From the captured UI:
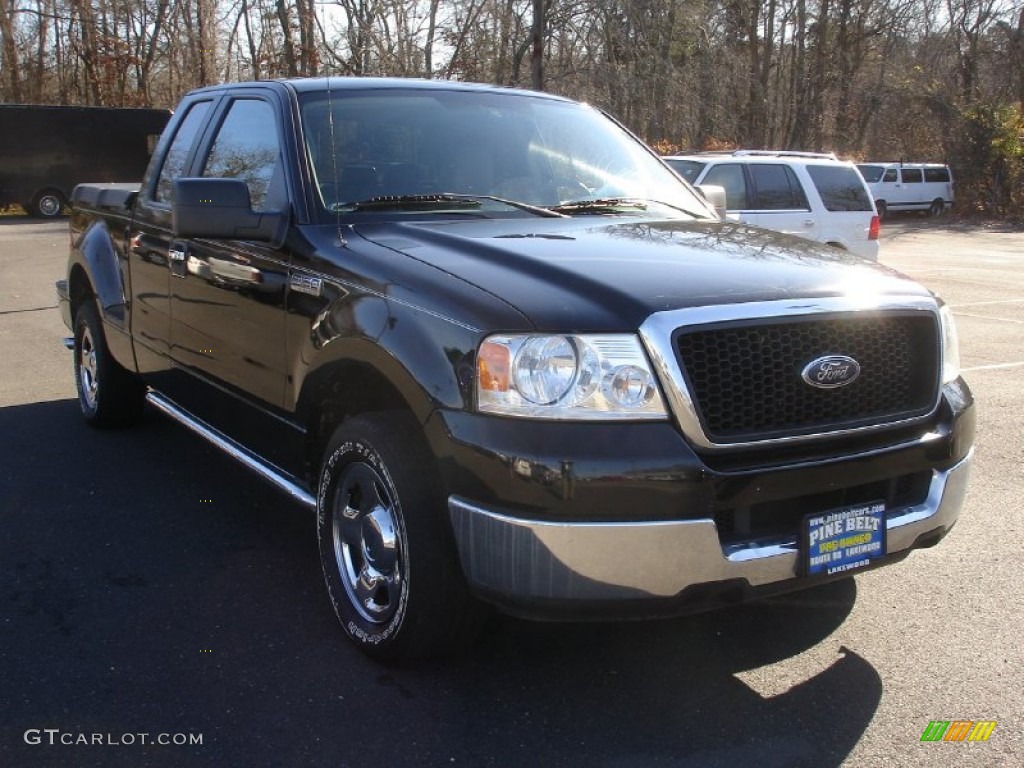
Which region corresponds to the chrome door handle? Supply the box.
[169,246,188,278]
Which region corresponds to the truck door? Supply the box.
[128,99,214,377]
[167,96,290,412]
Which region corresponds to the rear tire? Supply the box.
[73,300,145,427]
[317,412,482,662]
[928,199,944,217]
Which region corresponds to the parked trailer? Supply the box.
[0,105,170,218]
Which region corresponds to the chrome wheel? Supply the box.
[72,301,144,426]
[332,461,403,624]
[39,195,61,217]
[78,324,99,410]
[317,413,483,660]
[33,192,64,218]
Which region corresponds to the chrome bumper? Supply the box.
[448,450,972,604]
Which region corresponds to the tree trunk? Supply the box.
[531,0,545,90]
[0,0,22,101]
[276,0,299,77]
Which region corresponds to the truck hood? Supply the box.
[347,217,927,331]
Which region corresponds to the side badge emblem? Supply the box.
[801,355,861,389]
[290,273,324,297]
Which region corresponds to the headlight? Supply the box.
[477,334,668,420]
[939,304,961,384]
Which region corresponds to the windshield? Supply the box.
[299,87,710,220]
[856,164,884,183]
[663,158,706,184]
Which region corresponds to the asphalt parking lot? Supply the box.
[1,215,1021,767]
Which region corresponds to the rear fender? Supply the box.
[70,218,136,370]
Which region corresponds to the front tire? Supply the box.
[73,300,145,427]
[317,412,481,662]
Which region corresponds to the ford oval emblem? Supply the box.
[801,355,861,389]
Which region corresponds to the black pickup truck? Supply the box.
[56,78,974,661]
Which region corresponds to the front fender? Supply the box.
[290,289,477,427]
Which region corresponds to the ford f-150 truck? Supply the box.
[56,78,974,661]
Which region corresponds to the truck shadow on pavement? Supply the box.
[0,212,57,225]
[2,399,879,768]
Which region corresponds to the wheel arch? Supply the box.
[296,343,453,486]
[291,296,478,483]
[72,220,129,323]
[67,262,94,319]
[68,220,137,372]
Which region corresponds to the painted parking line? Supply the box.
[950,298,1024,308]
[962,362,1024,373]
[953,311,1024,325]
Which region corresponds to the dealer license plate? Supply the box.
[803,501,886,576]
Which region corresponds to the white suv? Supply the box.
[664,150,880,260]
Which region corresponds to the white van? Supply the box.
[665,150,880,260]
[856,162,954,218]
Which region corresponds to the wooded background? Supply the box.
[2,0,1022,216]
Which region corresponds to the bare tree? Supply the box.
[0,0,1019,217]
[0,0,22,102]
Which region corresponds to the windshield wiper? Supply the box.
[460,194,568,218]
[549,197,650,215]
[550,197,704,218]
[342,193,566,218]
[341,194,482,212]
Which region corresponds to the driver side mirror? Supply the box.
[695,184,727,219]
[172,178,285,243]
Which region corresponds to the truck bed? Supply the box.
[71,183,141,213]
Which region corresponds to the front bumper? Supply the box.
[449,449,972,618]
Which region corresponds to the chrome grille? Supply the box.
[674,313,940,443]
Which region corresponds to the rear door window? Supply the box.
[805,165,873,212]
[154,101,212,203]
[924,167,950,182]
[900,168,923,183]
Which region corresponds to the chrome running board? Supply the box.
[145,391,316,510]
